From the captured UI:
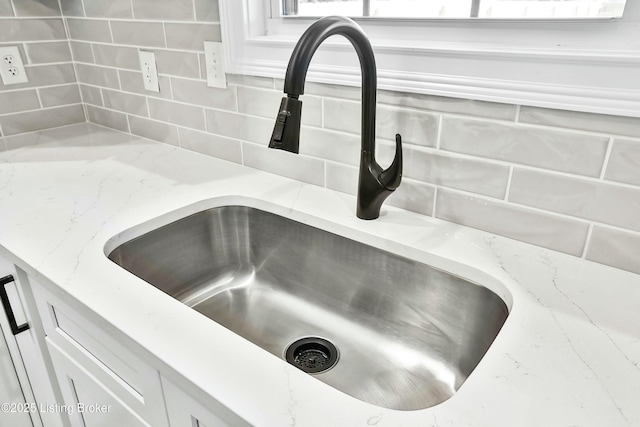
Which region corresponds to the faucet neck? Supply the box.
[283,16,377,156]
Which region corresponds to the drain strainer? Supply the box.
[285,337,339,374]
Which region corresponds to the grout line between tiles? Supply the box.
[64,15,221,25]
[432,187,438,217]
[504,166,514,201]
[435,115,443,149]
[107,20,115,44]
[0,103,84,118]
[514,104,521,122]
[162,22,168,49]
[34,88,43,109]
[599,137,614,180]
[581,224,594,258]
[0,81,77,96]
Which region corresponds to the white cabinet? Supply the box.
[162,377,250,427]
[46,338,148,427]
[31,279,170,427]
[0,256,66,427]
[0,319,32,427]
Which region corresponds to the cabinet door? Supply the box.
[0,322,33,427]
[0,257,67,427]
[47,338,148,427]
[162,376,250,427]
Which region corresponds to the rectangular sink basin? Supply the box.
[108,205,508,410]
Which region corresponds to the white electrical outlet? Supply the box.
[0,46,28,85]
[138,50,159,92]
[204,41,227,89]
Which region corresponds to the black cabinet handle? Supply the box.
[0,275,30,335]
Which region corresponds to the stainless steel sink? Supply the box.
[108,205,508,410]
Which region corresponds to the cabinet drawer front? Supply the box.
[53,306,143,396]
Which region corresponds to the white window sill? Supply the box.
[219,0,640,118]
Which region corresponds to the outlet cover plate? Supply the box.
[0,46,28,85]
[138,50,160,92]
[204,41,227,89]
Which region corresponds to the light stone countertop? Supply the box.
[0,123,639,427]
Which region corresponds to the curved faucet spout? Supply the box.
[268,16,403,220]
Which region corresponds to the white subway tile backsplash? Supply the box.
[298,126,362,166]
[171,78,236,110]
[520,106,640,139]
[67,18,112,43]
[79,84,103,106]
[92,44,139,70]
[102,89,148,116]
[509,169,640,232]
[155,50,200,79]
[60,0,83,17]
[25,41,72,63]
[76,63,119,89]
[111,21,165,48]
[83,0,132,18]
[0,0,12,16]
[378,90,517,121]
[86,105,128,132]
[39,84,82,107]
[0,18,67,42]
[586,227,640,275]
[242,142,324,187]
[132,0,193,21]
[178,127,241,163]
[325,162,358,195]
[603,139,640,187]
[195,0,220,22]
[69,41,94,63]
[440,117,609,177]
[12,0,61,17]
[0,90,40,114]
[129,116,179,146]
[165,23,221,50]
[205,109,272,144]
[0,3,85,135]
[149,98,205,131]
[295,80,361,100]
[436,190,590,256]
[227,74,274,89]
[324,98,439,146]
[386,178,436,216]
[404,147,510,199]
[0,104,84,135]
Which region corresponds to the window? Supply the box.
[282,0,626,19]
[219,0,640,118]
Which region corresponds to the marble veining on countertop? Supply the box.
[1,123,639,426]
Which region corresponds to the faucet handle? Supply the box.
[379,133,403,191]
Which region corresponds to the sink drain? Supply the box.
[285,337,339,374]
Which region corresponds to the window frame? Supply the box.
[219,0,640,118]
